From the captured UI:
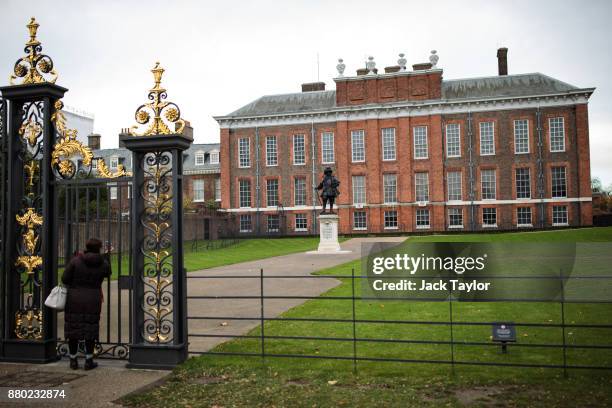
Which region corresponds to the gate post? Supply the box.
[121,62,192,369]
[0,18,66,362]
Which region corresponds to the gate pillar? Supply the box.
[120,62,192,369]
[0,18,66,362]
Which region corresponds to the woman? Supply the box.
[62,238,111,370]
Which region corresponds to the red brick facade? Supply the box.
[216,63,594,235]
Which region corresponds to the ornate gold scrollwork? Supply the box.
[10,17,58,85]
[15,307,43,340]
[128,62,185,136]
[96,158,130,178]
[50,100,94,178]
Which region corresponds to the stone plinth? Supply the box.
[307,214,351,254]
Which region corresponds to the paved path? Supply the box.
[0,237,406,407]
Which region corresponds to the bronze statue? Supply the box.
[317,167,340,214]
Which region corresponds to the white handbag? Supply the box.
[44,285,68,310]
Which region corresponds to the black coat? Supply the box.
[61,252,111,340]
[317,175,340,198]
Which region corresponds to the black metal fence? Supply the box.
[186,270,612,374]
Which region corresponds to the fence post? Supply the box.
[121,62,192,369]
[559,269,568,378]
[260,268,265,362]
[351,267,357,373]
[448,283,455,374]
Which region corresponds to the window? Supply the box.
[482,208,497,227]
[321,132,335,164]
[551,167,567,198]
[384,210,398,229]
[266,136,277,166]
[239,214,252,233]
[109,186,117,200]
[549,117,565,152]
[295,214,308,231]
[293,134,306,165]
[91,159,98,170]
[352,175,366,205]
[552,205,568,226]
[195,152,205,166]
[110,156,118,170]
[413,126,428,159]
[193,179,205,202]
[416,209,430,229]
[448,208,463,228]
[266,179,279,207]
[382,128,396,161]
[239,138,250,168]
[267,215,280,232]
[514,119,530,154]
[294,177,307,206]
[480,122,495,155]
[215,177,221,201]
[517,207,532,227]
[415,172,429,202]
[127,183,132,199]
[383,174,397,204]
[447,171,462,201]
[351,130,365,162]
[353,211,367,230]
[515,168,531,199]
[481,169,496,200]
[239,179,251,208]
[210,150,219,164]
[445,124,461,158]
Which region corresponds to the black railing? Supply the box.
[186,270,612,375]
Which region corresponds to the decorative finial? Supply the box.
[429,50,439,68]
[336,58,346,77]
[366,56,376,75]
[9,17,58,85]
[398,53,407,71]
[129,62,185,136]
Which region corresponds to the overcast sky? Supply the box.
[2,0,611,185]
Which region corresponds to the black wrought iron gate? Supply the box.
[55,179,133,359]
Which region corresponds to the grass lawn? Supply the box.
[122,227,612,407]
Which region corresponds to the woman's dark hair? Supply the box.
[85,238,103,254]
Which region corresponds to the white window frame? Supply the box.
[445,124,461,158]
[295,214,308,231]
[239,214,252,233]
[448,208,463,229]
[195,151,205,166]
[353,211,367,230]
[383,174,397,204]
[215,177,221,201]
[267,214,280,232]
[515,168,531,199]
[384,210,398,230]
[193,179,205,202]
[551,166,567,198]
[294,177,307,206]
[552,205,569,226]
[479,122,495,156]
[514,119,530,154]
[482,208,497,228]
[109,185,117,200]
[293,134,306,165]
[549,117,565,152]
[110,156,119,170]
[517,207,533,228]
[209,150,220,165]
[352,175,366,205]
[413,126,428,159]
[321,132,335,164]
[416,209,430,229]
[481,169,497,200]
[239,179,251,208]
[381,128,396,161]
[266,178,279,207]
[415,172,429,202]
[447,171,462,202]
[266,136,278,167]
[351,130,365,163]
[238,138,250,168]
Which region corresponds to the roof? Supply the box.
[91,143,220,174]
[220,73,588,119]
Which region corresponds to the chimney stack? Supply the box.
[301,82,326,92]
[88,133,101,150]
[497,47,508,76]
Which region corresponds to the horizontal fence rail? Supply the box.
[186,270,612,374]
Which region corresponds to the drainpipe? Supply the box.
[467,110,475,230]
[311,119,317,234]
[255,126,261,234]
[536,107,545,228]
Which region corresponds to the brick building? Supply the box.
[215,49,594,235]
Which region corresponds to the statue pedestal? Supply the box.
[307,214,351,254]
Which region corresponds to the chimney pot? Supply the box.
[497,47,508,76]
[301,82,326,92]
